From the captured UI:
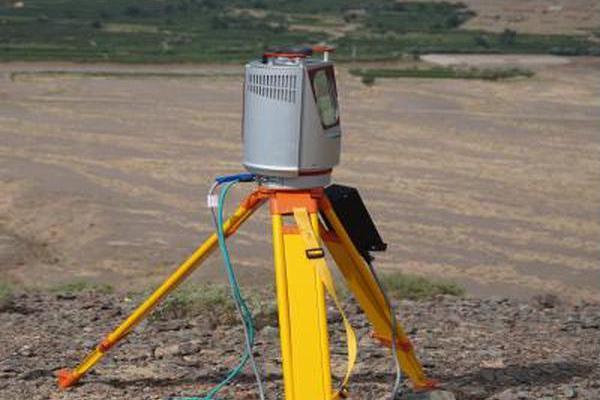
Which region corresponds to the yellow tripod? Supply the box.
[57,187,437,398]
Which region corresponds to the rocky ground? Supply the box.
[0,291,598,400]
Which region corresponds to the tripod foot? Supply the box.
[57,368,81,389]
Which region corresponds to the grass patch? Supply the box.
[0,282,14,309]
[360,74,376,86]
[379,272,464,300]
[365,1,476,33]
[50,280,114,295]
[150,283,277,328]
[351,65,534,84]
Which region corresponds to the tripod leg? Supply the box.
[57,192,265,389]
[320,203,437,390]
[272,209,332,400]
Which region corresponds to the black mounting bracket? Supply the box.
[322,184,387,264]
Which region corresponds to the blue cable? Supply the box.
[215,173,255,185]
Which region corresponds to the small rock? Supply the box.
[428,391,456,400]
[153,320,188,332]
[480,358,505,369]
[0,361,20,373]
[457,385,487,397]
[18,345,34,357]
[532,294,561,309]
[481,368,496,382]
[582,318,600,329]
[261,325,279,339]
[18,369,47,381]
[179,341,202,356]
[562,386,576,398]
[496,389,517,400]
[154,344,180,359]
[405,390,456,400]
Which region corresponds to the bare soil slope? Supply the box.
[0,59,599,301]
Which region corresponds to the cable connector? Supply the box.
[207,194,219,209]
[215,173,255,184]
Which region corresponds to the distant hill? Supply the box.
[0,0,598,63]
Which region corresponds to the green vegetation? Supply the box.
[0,282,14,309]
[151,283,277,328]
[351,65,534,84]
[335,31,597,61]
[50,280,114,295]
[379,272,464,300]
[0,0,326,63]
[364,1,476,33]
[360,74,377,86]
[0,0,597,63]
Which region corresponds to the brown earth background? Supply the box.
[1,55,598,302]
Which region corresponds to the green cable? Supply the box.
[171,181,257,400]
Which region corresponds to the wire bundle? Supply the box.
[173,174,264,400]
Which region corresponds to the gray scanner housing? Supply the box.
[242,57,341,178]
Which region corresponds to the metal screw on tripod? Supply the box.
[305,247,325,259]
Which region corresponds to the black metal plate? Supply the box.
[323,184,387,262]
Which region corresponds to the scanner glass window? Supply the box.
[310,67,339,129]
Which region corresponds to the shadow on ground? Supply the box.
[444,361,595,398]
[90,361,594,399]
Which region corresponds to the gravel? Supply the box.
[0,292,598,399]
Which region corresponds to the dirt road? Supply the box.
[0,58,599,301]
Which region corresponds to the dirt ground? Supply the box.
[0,57,599,302]
[420,54,572,68]
[455,0,600,35]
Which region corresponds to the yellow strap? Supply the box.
[292,208,358,399]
